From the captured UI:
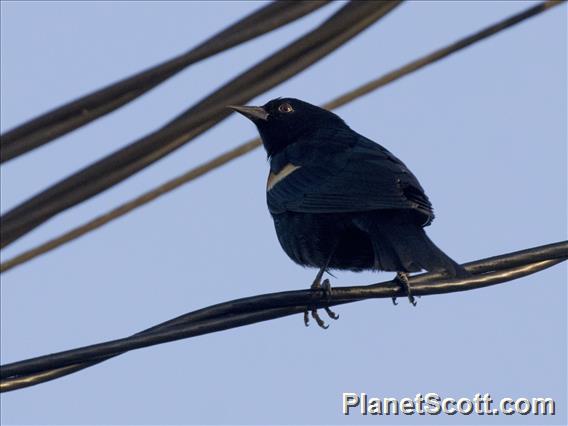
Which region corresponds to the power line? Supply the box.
[0,1,400,248]
[1,240,566,392]
[0,1,331,162]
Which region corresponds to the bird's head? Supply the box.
[229,98,347,157]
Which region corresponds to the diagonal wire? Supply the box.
[0,0,331,162]
[1,0,563,274]
[0,0,401,248]
[1,241,566,392]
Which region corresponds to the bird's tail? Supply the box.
[406,228,469,277]
[358,213,469,278]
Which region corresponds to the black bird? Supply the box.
[230,98,468,327]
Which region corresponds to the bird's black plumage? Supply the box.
[230,98,468,282]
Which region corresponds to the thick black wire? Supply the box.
[0,1,330,162]
[1,241,565,391]
[0,0,401,248]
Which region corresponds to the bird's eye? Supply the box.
[278,103,294,113]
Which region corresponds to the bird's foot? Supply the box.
[304,278,339,329]
[396,272,417,306]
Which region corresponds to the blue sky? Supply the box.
[1,1,566,424]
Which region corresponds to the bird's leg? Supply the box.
[320,279,339,319]
[311,264,327,289]
[306,274,339,329]
[305,264,327,327]
[396,271,417,306]
[304,249,339,329]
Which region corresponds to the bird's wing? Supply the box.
[267,135,434,224]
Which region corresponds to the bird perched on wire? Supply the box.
[229,98,468,328]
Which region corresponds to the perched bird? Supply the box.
[229,98,468,327]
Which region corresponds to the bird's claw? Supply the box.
[305,278,339,329]
[303,307,329,328]
[321,278,333,301]
[396,272,417,306]
[311,308,329,329]
[324,306,339,320]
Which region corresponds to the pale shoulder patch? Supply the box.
[267,163,301,191]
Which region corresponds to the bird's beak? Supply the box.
[227,105,269,121]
